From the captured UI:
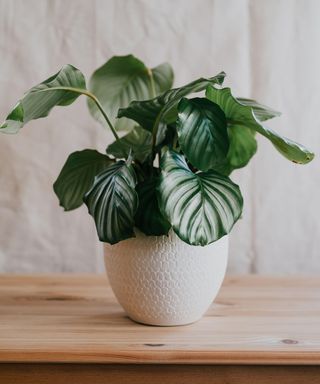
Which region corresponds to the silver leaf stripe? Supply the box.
[158,150,243,246]
[177,98,228,171]
[84,161,138,244]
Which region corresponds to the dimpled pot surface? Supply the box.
[104,231,228,326]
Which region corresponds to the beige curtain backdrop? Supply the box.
[0,0,318,273]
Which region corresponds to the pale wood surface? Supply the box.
[0,275,319,366]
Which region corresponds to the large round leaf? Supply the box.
[53,149,113,211]
[206,86,314,164]
[135,176,171,236]
[0,65,86,134]
[158,150,243,246]
[87,55,174,131]
[84,161,138,244]
[177,97,229,171]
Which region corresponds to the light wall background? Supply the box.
[0,0,318,274]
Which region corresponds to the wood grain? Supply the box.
[0,275,319,365]
[1,364,320,384]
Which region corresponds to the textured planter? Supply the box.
[104,231,228,326]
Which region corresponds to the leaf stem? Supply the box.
[89,94,120,140]
[37,86,120,141]
[151,111,163,158]
[172,133,178,150]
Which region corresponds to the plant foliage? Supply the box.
[1,55,314,245]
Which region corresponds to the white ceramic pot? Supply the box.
[104,231,228,326]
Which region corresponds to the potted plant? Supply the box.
[1,55,314,326]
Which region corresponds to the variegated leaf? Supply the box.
[158,150,243,246]
[177,97,229,171]
[84,161,138,244]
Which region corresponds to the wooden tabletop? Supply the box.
[0,274,319,366]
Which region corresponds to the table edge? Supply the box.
[1,350,320,365]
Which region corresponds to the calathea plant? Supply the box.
[1,55,314,246]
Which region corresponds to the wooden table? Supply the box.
[0,275,319,383]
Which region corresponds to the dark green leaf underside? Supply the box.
[53,149,113,211]
[135,176,171,236]
[106,126,152,163]
[117,72,226,133]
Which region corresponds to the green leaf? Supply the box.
[236,98,281,121]
[0,65,86,133]
[84,161,138,244]
[158,150,243,246]
[213,125,258,176]
[206,86,314,164]
[53,150,113,211]
[117,72,226,133]
[87,55,174,131]
[152,62,174,95]
[177,97,229,171]
[135,176,171,236]
[106,126,152,162]
[227,125,257,169]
